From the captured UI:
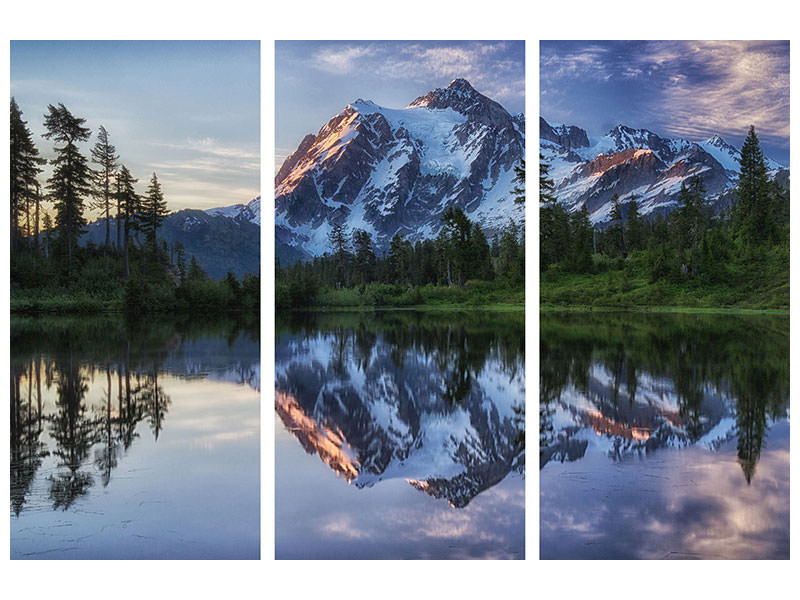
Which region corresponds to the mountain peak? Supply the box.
[408,79,512,127]
[447,78,477,92]
[704,134,734,150]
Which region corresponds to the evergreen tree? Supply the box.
[569,206,594,272]
[115,165,140,279]
[512,158,525,205]
[471,223,494,280]
[441,207,473,286]
[540,202,571,270]
[672,178,707,277]
[539,156,571,270]
[328,222,350,287]
[388,233,412,286]
[625,198,644,252]
[10,99,45,250]
[42,103,92,274]
[173,241,186,281]
[607,194,626,257]
[140,173,169,254]
[188,255,206,280]
[498,220,523,282]
[42,212,54,258]
[770,176,789,234]
[735,126,774,244]
[352,229,376,285]
[90,126,119,249]
[539,154,555,204]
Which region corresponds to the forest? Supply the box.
[540,127,789,309]
[276,161,526,309]
[10,99,259,313]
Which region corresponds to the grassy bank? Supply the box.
[276,280,524,310]
[540,247,788,311]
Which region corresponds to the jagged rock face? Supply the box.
[539,117,589,151]
[540,117,788,224]
[276,79,525,259]
[206,196,261,225]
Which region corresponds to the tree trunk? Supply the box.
[34,183,40,253]
[25,188,31,250]
[124,223,130,280]
[104,181,110,249]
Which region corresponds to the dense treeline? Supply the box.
[540,127,789,308]
[10,99,259,313]
[276,207,525,308]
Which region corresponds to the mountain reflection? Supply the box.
[539,311,790,483]
[275,310,525,508]
[10,314,259,514]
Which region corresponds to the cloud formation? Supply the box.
[541,41,789,161]
[308,41,524,108]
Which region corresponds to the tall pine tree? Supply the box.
[90,125,119,250]
[43,103,92,274]
[735,126,773,244]
[10,98,45,251]
[140,172,169,254]
[116,165,140,279]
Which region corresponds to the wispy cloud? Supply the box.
[312,45,374,74]
[655,41,790,144]
[541,40,789,153]
[155,137,259,162]
[540,45,611,82]
[307,41,525,108]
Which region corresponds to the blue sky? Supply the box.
[11,40,260,212]
[541,40,790,166]
[275,40,525,171]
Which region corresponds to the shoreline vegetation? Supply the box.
[539,126,789,312]
[10,99,259,315]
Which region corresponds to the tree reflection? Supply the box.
[48,351,96,510]
[10,313,254,514]
[140,361,171,441]
[539,311,790,482]
[94,363,119,487]
[10,358,48,516]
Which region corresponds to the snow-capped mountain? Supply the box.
[275,328,524,508]
[206,196,261,225]
[540,117,787,224]
[276,79,525,260]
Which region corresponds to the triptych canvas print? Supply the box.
[8,39,790,562]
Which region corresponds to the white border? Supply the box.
[2,1,798,598]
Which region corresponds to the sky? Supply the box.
[275,40,525,172]
[10,40,260,214]
[540,40,790,166]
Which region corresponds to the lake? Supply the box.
[275,309,525,559]
[10,314,260,559]
[540,310,789,559]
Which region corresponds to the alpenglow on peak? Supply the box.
[275,80,525,262]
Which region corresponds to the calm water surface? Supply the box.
[540,311,789,559]
[275,310,525,559]
[10,315,260,559]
